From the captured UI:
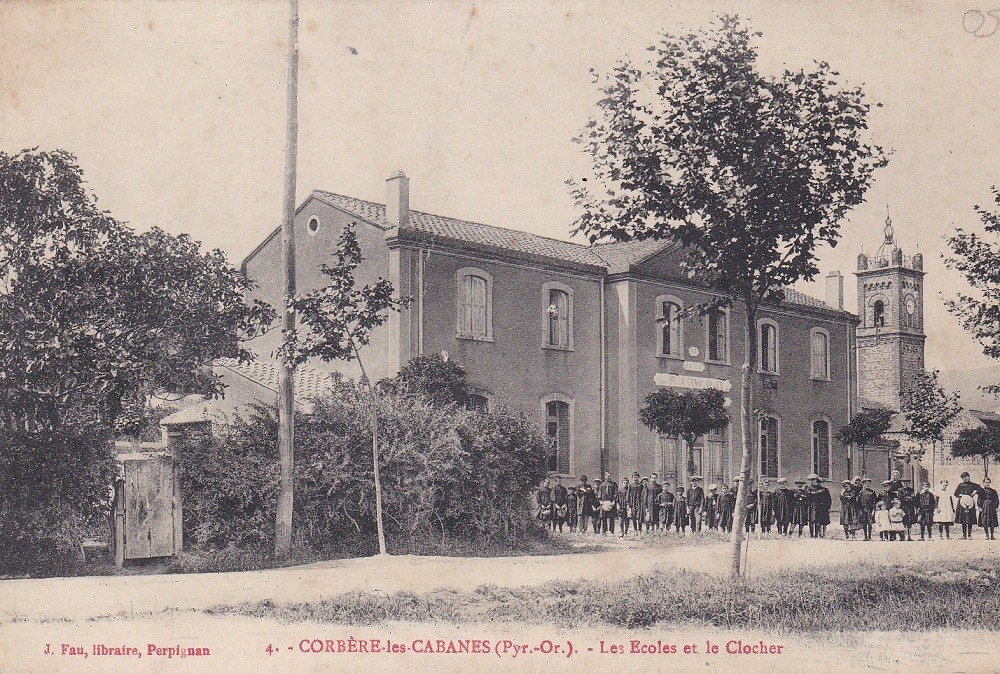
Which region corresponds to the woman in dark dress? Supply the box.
[980,477,999,540]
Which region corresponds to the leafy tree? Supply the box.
[379,354,470,408]
[0,149,273,432]
[951,425,1000,478]
[283,223,411,555]
[946,188,1000,399]
[900,369,962,482]
[569,15,886,577]
[835,406,895,476]
[639,388,730,476]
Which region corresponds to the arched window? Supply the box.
[707,308,729,362]
[757,319,779,374]
[456,268,493,341]
[543,395,572,474]
[466,389,492,413]
[812,419,831,478]
[542,282,574,349]
[810,328,830,380]
[873,300,885,328]
[759,415,779,478]
[657,295,683,357]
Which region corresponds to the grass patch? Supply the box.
[214,556,1000,633]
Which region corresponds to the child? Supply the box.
[875,501,890,541]
[658,484,674,531]
[566,486,579,532]
[616,477,631,537]
[673,486,688,535]
[888,498,906,542]
[934,479,955,540]
[916,482,936,541]
[981,477,999,540]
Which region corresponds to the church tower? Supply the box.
[855,212,926,410]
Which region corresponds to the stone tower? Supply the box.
[855,212,926,410]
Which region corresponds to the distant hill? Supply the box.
[938,365,1000,412]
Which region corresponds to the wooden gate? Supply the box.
[114,454,182,565]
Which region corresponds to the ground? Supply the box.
[2,534,998,672]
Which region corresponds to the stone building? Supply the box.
[240,172,861,486]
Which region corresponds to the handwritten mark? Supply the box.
[963,9,1000,37]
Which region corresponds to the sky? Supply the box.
[1,0,998,373]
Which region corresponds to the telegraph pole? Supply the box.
[275,0,299,558]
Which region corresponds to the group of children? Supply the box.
[535,470,836,538]
[859,471,1000,542]
[535,469,1000,542]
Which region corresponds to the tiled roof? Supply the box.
[308,191,849,316]
[214,357,337,405]
[590,239,675,273]
[313,191,604,267]
[781,288,830,310]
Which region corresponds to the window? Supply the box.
[706,425,727,483]
[812,419,831,478]
[456,268,493,341]
[466,393,489,413]
[544,399,571,474]
[307,216,319,235]
[873,299,885,328]
[758,319,779,374]
[810,328,830,380]
[708,309,729,362]
[542,282,574,349]
[656,295,683,357]
[759,416,779,478]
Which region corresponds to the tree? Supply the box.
[946,188,1000,400]
[900,369,962,484]
[952,425,1000,478]
[275,0,300,559]
[569,15,886,577]
[0,149,273,433]
[639,388,729,476]
[379,354,470,408]
[282,223,410,555]
[835,406,894,476]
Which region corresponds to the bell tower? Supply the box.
[855,211,926,410]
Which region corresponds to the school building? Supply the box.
[239,171,931,487]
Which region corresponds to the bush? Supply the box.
[179,382,549,555]
[0,424,115,576]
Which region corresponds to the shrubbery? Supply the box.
[0,424,115,576]
[179,377,549,555]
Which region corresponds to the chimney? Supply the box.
[825,271,844,311]
[386,170,409,228]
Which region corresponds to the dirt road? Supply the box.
[2,535,997,622]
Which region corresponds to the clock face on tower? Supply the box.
[905,296,916,315]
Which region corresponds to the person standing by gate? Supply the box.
[719,483,736,533]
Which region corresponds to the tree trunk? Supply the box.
[353,348,388,557]
[369,382,388,556]
[729,301,757,579]
[274,0,299,559]
[686,438,696,480]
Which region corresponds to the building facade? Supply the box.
[243,172,862,485]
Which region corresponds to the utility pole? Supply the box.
[275,0,299,558]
